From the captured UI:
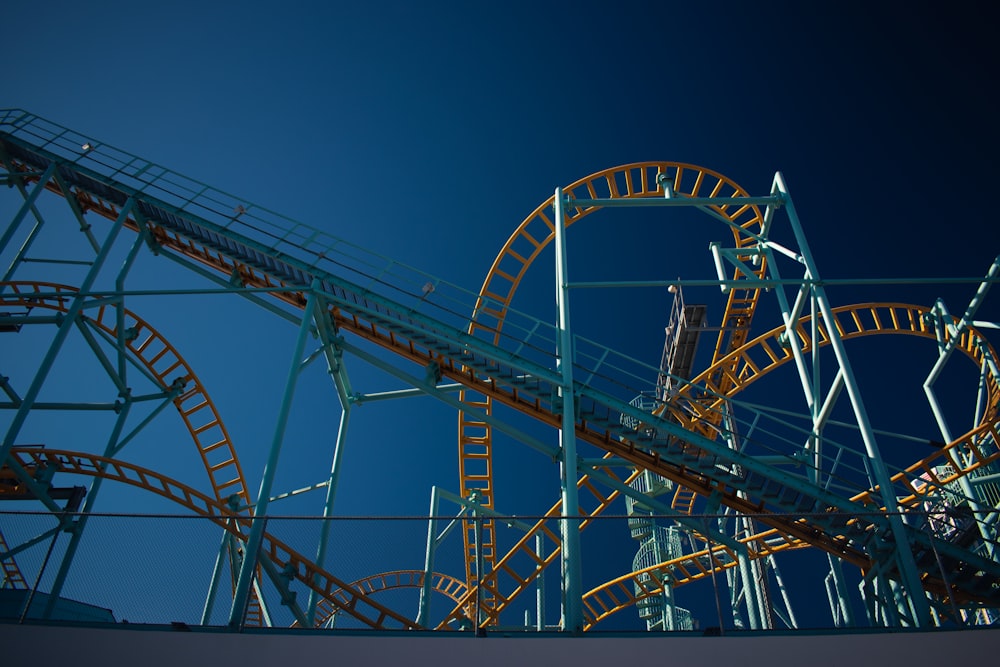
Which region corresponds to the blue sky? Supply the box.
[3,1,999,632]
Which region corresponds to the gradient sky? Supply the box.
[3,0,999,633]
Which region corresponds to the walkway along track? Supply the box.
[2,119,999,626]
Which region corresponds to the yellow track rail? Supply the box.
[437,302,999,628]
[566,304,1000,628]
[1,282,252,508]
[304,570,468,628]
[0,281,270,625]
[458,162,766,604]
[7,447,421,630]
[0,527,27,589]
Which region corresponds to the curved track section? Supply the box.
[0,281,272,622]
[458,162,767,600]
[666,302,999,433]
[578,303,1000,628]
[439,302,1000,628]
[304,570,469,628]
[0,282,457,628]
[1,281,252,509]
[7,447,421,630]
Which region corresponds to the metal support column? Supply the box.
[42,399,132,618]
[554,187,583,633]
[775,171,930,625]
[1,197,136,465]
[228,285,319,628]
[0,161,57,261]
[307,405,351,625]
[417,486,442,627]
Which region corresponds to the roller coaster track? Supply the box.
[0,281,271,623]
[437,303,1000,629]
[457,163,768,597]
[5,447,422,630]
[3,114,999,628]
[580,303,1000,628]
[0,282,252,508]
[304,570,468,628]
[0,527,27,588]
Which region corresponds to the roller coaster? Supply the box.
[1,109,999,633]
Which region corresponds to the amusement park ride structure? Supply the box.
[1,109,999,634]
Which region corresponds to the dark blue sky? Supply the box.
[3,1,999,632]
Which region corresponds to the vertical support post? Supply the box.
[660,576,676,631]
[18,529,61,623]
[473,499,485,635]
[736,542,761,630]
[535,532,545,631]
[0,161,57,259]
[114,230,148,383]
[41,219,147,619]
[553,187,583,633]
[774,172,931,627]
[417,486,441,628]
[924,254,999,440]
[42,400,133,619]
[767,555,798,629]
[307,405,351,624]
[1,197,136,465]
[202,520,235,625]
[228,286,319,629]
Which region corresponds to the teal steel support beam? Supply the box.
[472,493,485,633]
[417,486,444,627]
[109,386,183,457]
[50,170,101,253]
[1,197,136,467]
[114,229,149,383]
[331,338,560,460]
[924,255,1000,442]
[535,533,545,631]
[202,518,236,625]
[228,285,319,629]
[42,398,133,619]
[352,384,464,404]
[0,161,56,260]
[0,526,60,561]
[773,172,932,626]
[73,317,128,395]
[306,405,350,625]
[767,555,798,629]
[736,547,762,630]
[258,553,309,628]
[554,188,583,633]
